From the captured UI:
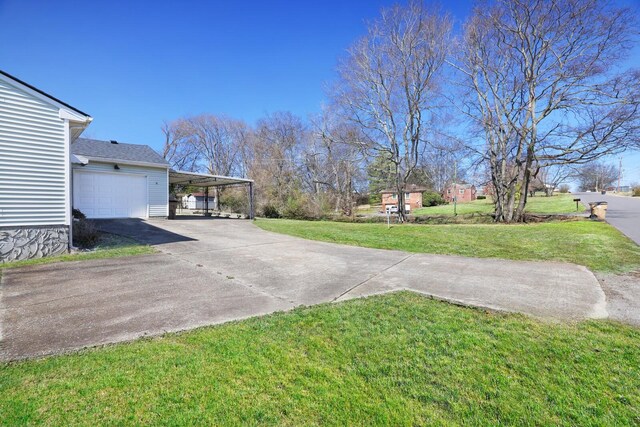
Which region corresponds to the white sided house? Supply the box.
[182,192,216,210]
[0,70,92,262]
[1,70,254,263]
[0,71,169,262]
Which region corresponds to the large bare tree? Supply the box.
[162,115,248,176]
[248,112,307,212]
[162,119,200,172]
[576,161,618,192]
[162,114,249,208]
[333,1,451,221]
[455,0,640,222]
[309,109,367,215]
[187,114,249,177]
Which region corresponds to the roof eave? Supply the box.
[75,156,170,169]
[169,169,254,187]
[0,69,92,120]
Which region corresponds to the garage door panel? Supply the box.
[74,171,148,219]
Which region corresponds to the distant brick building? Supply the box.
[443,183,477,203]
[381,185,427,213]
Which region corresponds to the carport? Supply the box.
[169,170,254,219]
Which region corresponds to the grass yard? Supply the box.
[256,218,640,273]
[1,293,638,425]
[0,232,155,271]
[413,193,579,216]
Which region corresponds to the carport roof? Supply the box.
[169,170,253,187]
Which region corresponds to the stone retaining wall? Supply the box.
[0,226,69,263]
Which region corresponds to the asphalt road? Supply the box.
[576,193,640,245]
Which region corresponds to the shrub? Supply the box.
[220,190,246,213]
[369,193,382,204]
[353,193,370,206]
[559,184,571,193]
[282,194,311,220]
[422,191,446,207]
[633,186,640,197]
[73,219,100,248]
[72,208,86,219]
[477,195,487,200]
[262,204,281,218]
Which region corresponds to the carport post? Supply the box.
[204,187,209,214]
[249,182,254,219]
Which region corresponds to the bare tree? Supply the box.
[534,163,575,196]
[162,115,248,176]
[455,0,640,222]
[248,112,307,213]
[421,134,470,193]
[576,161,618,192]
[332,1,451,222]
[309,109,367,215]
[185,114,249,177]
[161,119,200,171]
[162,115,249,208]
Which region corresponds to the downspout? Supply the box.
[64,119,72,251]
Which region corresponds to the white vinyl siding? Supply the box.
[0,79,66,226]
[72,162,168,217]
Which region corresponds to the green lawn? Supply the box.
[1,293,638,425]
[0,233,155,271]
[256,219,640,273]
[413,194,579,216]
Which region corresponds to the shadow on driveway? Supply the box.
[94,219,197,245]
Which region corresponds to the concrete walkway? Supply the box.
[1,218,608,361]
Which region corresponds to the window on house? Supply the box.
[447,189,451,194]
[459,189,465,194]
[392,193,397,199]
[405,192,410,199]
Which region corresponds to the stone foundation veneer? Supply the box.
[0,225,69,263]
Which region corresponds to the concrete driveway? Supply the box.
[577,192,640,245]
[1,218,609,361]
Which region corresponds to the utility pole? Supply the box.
[453,160,457,216]
[617,157,623,193]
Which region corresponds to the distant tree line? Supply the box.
[163,0,640,222]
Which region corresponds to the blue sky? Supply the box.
[1,0,639,185]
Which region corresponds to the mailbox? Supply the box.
[573,198,581,211]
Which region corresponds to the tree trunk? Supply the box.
[394,161,406,223]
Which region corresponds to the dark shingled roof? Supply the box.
[72,138,169,167]
[380,184,429,194]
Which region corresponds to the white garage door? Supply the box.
[73,171,148,219]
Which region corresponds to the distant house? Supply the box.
[443,183,476,203]
[380,185,427,213]
[182,192,216,210]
